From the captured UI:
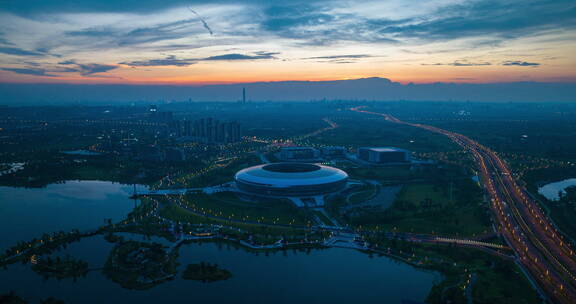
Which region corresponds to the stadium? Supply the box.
[234,163,348,197]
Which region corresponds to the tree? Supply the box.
[0,291,27,304]
[40,297,64,304]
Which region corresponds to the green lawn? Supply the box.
[176,192,314,226]
[397,184,449,205]
[158,202,313,237]
[425,245,540,304]
[182,155,261,188]
[345,181,491,237]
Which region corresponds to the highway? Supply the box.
[351,106,576,304]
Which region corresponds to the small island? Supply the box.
[103,241,177,290]
[31,255,88,280]
[182,262,232,283]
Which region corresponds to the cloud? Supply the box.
[0,47,45,56]
[262,4,335,32]
[502,60,540,66]
[66,17,209,48]
[22,61,42,67]
[121,51,278,67]
[66,29,113,37]
[1,0,243,15]
[0,67,56,76]
[423,61,492,66]
[258,4,386,45]
[0,0,570,83]
[303,54,372,60]
[121,55,196,67]
[26,0,569,59]
[75,64,118,75]
[1,61,118,77]
[120,18,200,46]
[254,0,576,47]
[58,60,77,65]
[0,33,13,46]
[301,54,375,64]
[7,0,576,50]
[202,52,278,61]
[374,0,576,41]
[326,59,356,64]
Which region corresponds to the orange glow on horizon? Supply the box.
[1,65,575,85]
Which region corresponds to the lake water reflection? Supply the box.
[0,180,437,304]
[0,180,146,249]
[538,178,576,201]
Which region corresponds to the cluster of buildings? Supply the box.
[231,146,415,206]
[148,106,242,144]
[171,118,242,144]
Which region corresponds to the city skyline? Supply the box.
[0,0,575,85]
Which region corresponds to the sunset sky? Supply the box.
[0,0,575,85]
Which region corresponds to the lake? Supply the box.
[538,178,576,201]
[0,180,147,250]
[0,180,437,304]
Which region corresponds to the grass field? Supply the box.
[342,181,490,237]
[179,192,313,226]
[396,184,449,206]
[364,231,539,304]
[182,154,262,188]
[424,245,540,304]
[158,202,316,238]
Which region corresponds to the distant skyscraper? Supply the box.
[218,122,226,142]
[175,117,241,144]
[206,118,214,143]
[242,87,246,103]
[183,119,192,136]
[224,122,241,143]
[198,118,206,137]
[169,120,181,136]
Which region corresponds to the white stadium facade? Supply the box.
[234,163,348,197]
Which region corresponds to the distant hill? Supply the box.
[0,77,575,105]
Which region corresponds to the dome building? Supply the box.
[234,163,348,197]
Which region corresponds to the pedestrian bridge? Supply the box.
[323,233,366,250]
[434,237,508,250]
